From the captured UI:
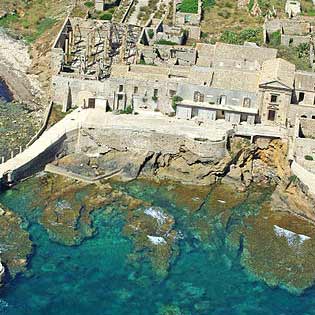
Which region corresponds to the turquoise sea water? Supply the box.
[1,179,315,315]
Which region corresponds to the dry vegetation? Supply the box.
[0,0,89,100]
[201,0,263,41]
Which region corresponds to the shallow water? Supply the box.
[1,178,315,315]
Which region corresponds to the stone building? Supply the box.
[285,0,301,18]
[51,16,315,128]
[264,17,315,47]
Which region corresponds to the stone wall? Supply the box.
[299,118,315,137]
[177,83,257,107]
[288,104,315,125]
[281,34,310,47]
[73,127,228,161]
[52,74,175,113]
[8,135,66,183]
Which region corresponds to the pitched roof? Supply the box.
[213,42,278,66]
[211,68,259,93]
[294,71,315,91]
[259,58,296,89]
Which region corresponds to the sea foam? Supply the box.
[274,225,311,246]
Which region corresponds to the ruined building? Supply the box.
[51,16,315,128]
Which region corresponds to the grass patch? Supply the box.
[201,0,263,41]
[268,30,281,47]
[220,28,263,45]
[0,0,71,44]
[84,1,94,8]
[277,44,311,71]
[178,0,198,14]
[0,13,19,28]
[24,17,56,43]
[155,39,177,45]
[99,13,113,20]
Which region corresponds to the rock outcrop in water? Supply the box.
[0,203,32,282]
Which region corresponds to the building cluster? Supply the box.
[51,0,315,129]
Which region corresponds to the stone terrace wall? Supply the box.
[70,128,228,161]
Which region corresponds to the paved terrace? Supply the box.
[0,109,233,183]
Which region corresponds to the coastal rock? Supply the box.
[232,203,315,294]
[0,204,32,280]
[35,174,145,246]
[123,206,178,277]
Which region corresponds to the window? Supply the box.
[243,97,251,108]
[199,94,205,102]
[119,85,123,92]
[134,86,138,94]
[312,115,315,119]
[192,108,199,118]
[219,95,227,105]
[270,95,278,103]
[194,91,200,102]
[88,98,95,109]
[153,89,158,97]
[268,110,276,121]
[298,92,305,103]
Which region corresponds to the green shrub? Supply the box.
[155,39,177,45]
[172,95,183,111]
[120,105,133,114]
[305,155,314,161]
[99,13,112,20]
[220,30,239,44]
[24,17,56,43]
[179,0,198,13]
[220,28,262,45]
[297,43,310,58]
[248,0,254,11]
[239,28,263,44]
[84,1,94,8]
[288,175,298,184]
[152,95,158,102]
[147,29,154,39]
[269,30,281,47]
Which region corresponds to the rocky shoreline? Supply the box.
[0,29,43,110]
[53,134,315,219]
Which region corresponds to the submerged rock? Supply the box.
[0,204,32,280]
[123,206,178,277]
[35,174,144,246]
[235,204,315,294]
